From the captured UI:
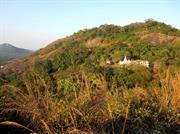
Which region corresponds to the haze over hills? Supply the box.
[0,43,32,64]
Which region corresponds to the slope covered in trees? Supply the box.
[2,19,180,73]
[0,20,180,133]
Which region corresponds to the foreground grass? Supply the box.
[0,71,179,134]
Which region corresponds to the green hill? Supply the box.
[0,19,180,133]
[2,19,180,73]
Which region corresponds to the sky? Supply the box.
[0,0,180,50]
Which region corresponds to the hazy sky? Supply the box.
[0,0,180,50]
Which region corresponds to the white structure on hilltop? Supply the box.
[119,56,149,68]
[106,60,111,64]
[140,61,149,68]
[0,66,4,69]
[106,58,113,65]
[119,56,131,65]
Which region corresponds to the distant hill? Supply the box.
[0,43,32,63]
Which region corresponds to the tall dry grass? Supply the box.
[0,70,179,133]
[0,72,54,134]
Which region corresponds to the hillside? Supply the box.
[0,20,180,133]
[0,43,32,64]
[2,19,180,73]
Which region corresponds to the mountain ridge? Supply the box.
[0,43,32,64]
[2,19,180,73]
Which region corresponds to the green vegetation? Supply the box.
[0,20,180,133]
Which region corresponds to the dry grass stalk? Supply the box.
[0,121,37,134]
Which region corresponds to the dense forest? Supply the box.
[0,19,180,134]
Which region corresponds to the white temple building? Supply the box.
[119,56,131,65]
[119,56,149,68]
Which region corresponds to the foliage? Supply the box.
[0,71,179,133]
[0,20,180,133]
